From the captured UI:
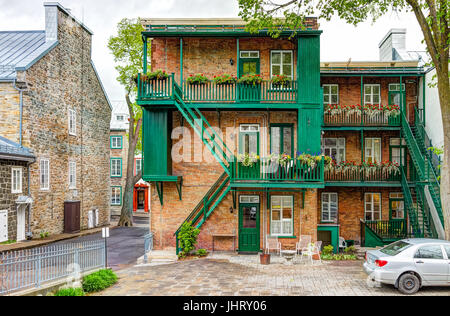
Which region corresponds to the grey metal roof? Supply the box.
[0,31,57,80]
[0,136,35,162]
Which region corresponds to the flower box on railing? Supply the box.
[324,161,401,182]
[324,104,401,127]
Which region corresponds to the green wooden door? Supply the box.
[239,203,260,252]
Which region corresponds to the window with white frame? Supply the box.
[364,84,381,105]
[389,84,406,92]
[365,138,381,163]
[270,196,293,236]
[390,193,405,220]
[240,51,259,59]
[239,195,260,204]
[323,84,339,105]
[68,109,76,136]
[68,161,76,189]
[40,159,50,190]
[322,138,346,163]
[11,167,22,194]
[111,187,122,206]
[322,193,338,223]
[271,51,293,80]
[110,136,122,149]
[135,159,142,175]
[390,138,406,166]
[111,159,122,177]
[365,193,381,221]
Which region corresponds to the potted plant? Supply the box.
[147,69,169,80]
[213,74,237,85]
[187,73,209,85]
[270,74,291,88]
[260,252,271,265]
[237,74,262,102]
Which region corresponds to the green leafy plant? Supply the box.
[213,74,237,85]
[271,74,291,87]
[237,73,263,85]
[82,269,118,293]
[187,73,209,85]
[196,249,208,257]
[0,240,16,245]
[40,231,49,239]
[238,152,260,168]
[322,245,334,256]
[178,222,200,255]
[54,288,85,296]
[344,246,356,255]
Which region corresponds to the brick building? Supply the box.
[0,3,111,239]
[137,19,444,254]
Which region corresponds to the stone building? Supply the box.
[0,3,112,239]
[137,18,444,254]
[0,137,35,242]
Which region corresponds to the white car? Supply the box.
[364,239,450,294]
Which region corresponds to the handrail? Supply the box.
[400,169,422,237]
[401,112,426,178]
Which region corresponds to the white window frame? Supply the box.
[11,167,22,194]
[68,160,77,189]
[239,124,260,132]
[389,83,406,92]
[270,50,294,80]
[323,84,339,105]
[239,195,260,204]
[111,187,122,206]
[365,138,382,163]
[321,193,338,223]
[135,158,142,176]
[111,159,122,178]
[365,193,382,221]
[270,196,294,237]
[68,109,76,136]
[240,51,259,59]
[111,136,122,149]
[40,159,50,191]
[364,84,381,105]
[322,138,346,163]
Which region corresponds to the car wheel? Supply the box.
[398,273,420,295]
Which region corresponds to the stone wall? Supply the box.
[0,84,21,143]
[0,160,30,241]
[5,6,111,237]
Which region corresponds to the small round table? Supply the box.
[281,250,297,265]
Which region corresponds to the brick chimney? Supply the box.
[379,29,407,61]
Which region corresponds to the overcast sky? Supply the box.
[0,0,426,110]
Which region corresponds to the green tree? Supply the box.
[108,18,149,226]
[238,0,449,239]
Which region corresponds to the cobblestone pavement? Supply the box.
[97,255,450,296]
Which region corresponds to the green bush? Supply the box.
[178,222,200,255]
[54,288,85,296]
[82,269,117,293]
[344,246,357,255]
[196,249,208,257]
[322,245,334,256]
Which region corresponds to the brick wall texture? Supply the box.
[0,7,111,238]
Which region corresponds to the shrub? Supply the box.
[82,269,118,293]
[178,222,200,254]
[322,245,334,256]
[344,246,357,255]
[196,249,208,257]
[54,288,85,296]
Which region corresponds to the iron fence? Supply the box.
[0,240,105,295]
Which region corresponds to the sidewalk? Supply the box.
[0,225,116,253]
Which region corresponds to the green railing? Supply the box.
[324,110,401,127]
[325,168,401,182]
[414,108,441,177]
[231,157,324,183]
[402,112,426,177]
[366,220,408,240]
[138,74,298,104]
[401,169,422,237]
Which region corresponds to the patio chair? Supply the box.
[339,237,347,253]
[296,235,312,255]
[265,235,282,256]
[300,241,323,265]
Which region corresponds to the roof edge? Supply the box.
[90,60,113,111]
[44,2,94,35]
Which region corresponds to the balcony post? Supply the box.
[297,36,301,104]
[143,36,148,74]
[400,75,404,114]
[422,74,426,126]
[360,75,364,127]
[236,38,240,102]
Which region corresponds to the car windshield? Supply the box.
[380,241,412,256]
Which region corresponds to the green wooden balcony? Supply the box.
[325,168,401,184]
[230,157,324,188]
[323,110,401,127]
[137,74,298,105]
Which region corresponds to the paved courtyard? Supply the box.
[97,255,450,296]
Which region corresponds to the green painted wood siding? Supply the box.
[298,108,322,154]
[298,36,321,105]
[142,109,172,178]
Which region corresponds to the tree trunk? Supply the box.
[437,70,450,240]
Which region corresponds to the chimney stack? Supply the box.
[44,3,59,42]
[379,29,407,61]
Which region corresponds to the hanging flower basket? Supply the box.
[213,74,237,85]
[237,74,263,86]
[270,75,291,88]
[187,74,209,85]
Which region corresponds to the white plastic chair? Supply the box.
[339,237,347,253]
[300,241,322,265]
[265,235,282,256]
[296,235,312,255]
